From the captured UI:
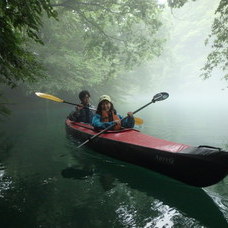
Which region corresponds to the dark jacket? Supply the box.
[68,104,95,124]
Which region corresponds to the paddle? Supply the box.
[35,92,143,125]
[35,92,94,109]
[77,92,169,148]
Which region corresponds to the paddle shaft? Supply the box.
[77,100,155,148]
[63,101,96,111]
[77,123,114,148]
[132,100,154,115]
[64,101,77,106]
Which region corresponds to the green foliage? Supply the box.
[167,0,195,8]
[168,0,228,81]
[201,0,228,80]
[27,0,164,93]
[110,0,223,97]
[0,0,57,88]
[0,0,57,116]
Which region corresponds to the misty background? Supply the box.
[1,0,228,148]
[1,1,228,227]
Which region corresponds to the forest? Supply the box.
[0,0,227,117]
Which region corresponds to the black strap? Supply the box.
[198,145,221,151]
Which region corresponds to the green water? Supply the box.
[0,100,228,228]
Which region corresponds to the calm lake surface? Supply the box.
[0,96,228,228]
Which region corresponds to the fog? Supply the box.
[121,0,227,101]
[1,0,228,148]
[1,2,228,227]
[119,1,227,105]
[114,0,228,147]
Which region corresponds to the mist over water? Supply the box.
[0,99,228,227]
[115,69,228,148]
[113,0,228,149]
[1,0,228,227]
[117,82,228,148]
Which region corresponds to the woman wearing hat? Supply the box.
[92,95,135,130]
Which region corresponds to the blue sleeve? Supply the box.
[92,114,115,129]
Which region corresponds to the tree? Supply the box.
[167,0,228,81]
[0,0,57,88]
[27,0,164,93]
[0,0,57,117]
[201,0,228,80]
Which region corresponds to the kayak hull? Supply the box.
[65,120,228,187]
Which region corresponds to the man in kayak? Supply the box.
[92,95,135,130]
[68,90,95,124]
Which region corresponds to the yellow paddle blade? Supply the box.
[35,92,64,103]
[134,117,144,125]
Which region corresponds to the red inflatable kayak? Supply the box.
[65,119,228,187]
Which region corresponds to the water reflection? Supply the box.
[0,131,14,204]
[62,137,228,228]
[0,103,227,227]
[0,173,60,228]
[0,131,14,161]
[61,167,93,180]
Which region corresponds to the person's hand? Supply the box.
[76,104,84,110]
[127,112,133,117]
[114,119,121,125]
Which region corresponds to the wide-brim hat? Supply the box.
[99,95,111,103]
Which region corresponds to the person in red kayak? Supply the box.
[68,90,95,124]
[92,95,135,130]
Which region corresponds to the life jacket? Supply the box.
[101,110,121,130]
